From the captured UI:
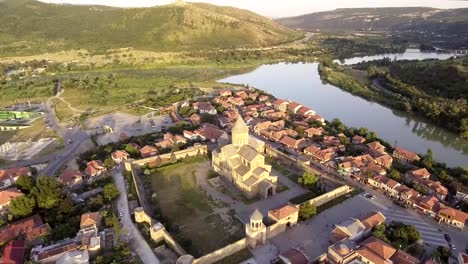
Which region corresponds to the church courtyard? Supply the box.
[146,157,245,257]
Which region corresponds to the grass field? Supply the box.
[148,158,244,257]
[0,118,58,144]
[213,248,252,264]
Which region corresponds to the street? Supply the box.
[113,168,161,264]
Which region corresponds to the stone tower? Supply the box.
[245,209,266,248]
[231,116,249,147]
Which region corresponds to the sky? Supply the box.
[38,0,468,17]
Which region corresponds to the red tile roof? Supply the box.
[0,215,49,244]
[0,188,23,206]
[281,248,308,264]
[80,212,100,228]
[58,170,83,186]
[2,240,25,264]
[268,205,299,221]
[361,236,397,260]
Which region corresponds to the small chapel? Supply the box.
[212,116,278,199]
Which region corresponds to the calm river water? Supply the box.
[219,51,467,168]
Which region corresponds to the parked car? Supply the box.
[444,234,451,243]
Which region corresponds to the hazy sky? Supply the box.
[38,0,468,17]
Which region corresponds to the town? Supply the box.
[0,84,466,264]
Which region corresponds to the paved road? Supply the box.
[113,168,161,264]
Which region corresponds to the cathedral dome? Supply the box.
[232,116,249,134]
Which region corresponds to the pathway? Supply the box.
[113,168,160,264]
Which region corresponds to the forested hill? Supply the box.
[276,7,468,34]
[0,0,301,56]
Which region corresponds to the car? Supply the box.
[451,244,456,251]
[362,193,370,197]
[369,195,375,200]
[119,212,123,217]
[67,139,73,144]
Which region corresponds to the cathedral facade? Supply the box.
[212,116,277,199]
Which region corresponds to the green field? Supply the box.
[0,118,58,144]
[148,158,244,257]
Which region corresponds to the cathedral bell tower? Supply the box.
[231,116,249,147]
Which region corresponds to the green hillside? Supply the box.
[0,0,301,56]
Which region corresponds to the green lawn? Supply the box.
[148,158,244,257]
[213,248,252,264]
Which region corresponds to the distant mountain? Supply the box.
[0,0,301,56]
[276,7,468,34]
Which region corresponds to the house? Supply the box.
[279,248,309,264]
[267,111,288,120]
[189,113,201,126]
[357,237,397,264]
[268,205,299,227]
[417,196,440,216]
[390,250,420,264]
[393,147,420,165]
[330,218,367,243]
[2,240,26,264]
[228,96,244,106]
[84,160,106,177]
[396,186,420,206]
[280,136,306,150]
[352,135,366,144]
[297,106,315,117]
[406,168,430,180]
[288,102,303,114]
[80,212,101,229]
[367,141,386,157]
[380,177,401,198]
[0,214,50,244]
[428,181,448,201]
[111,150,130,164]
[305,127,324,138]
[0,167,31,189]
[374,154,393,170]
[192,102,217,115]
[58,170,83,187]
[32,241,78,264]
[330,211,385,243]
[155,133,187,149]
[273,99,289,112]
[234,90,248,99]
[219,90,232,97]
[194,126,224,142]
[312,148,338,164]
[140,145,158,158]
[0,188,23,213]
[306,114,325,125]
[259,95,270,102]
[183,130,198,140]
[304,145,321,156]
[437,206,467,229]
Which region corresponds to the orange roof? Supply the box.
[274,99,288,106]
[80,212,100,228]
[111,150,129,160]
[281,248,308,264]
[304,146,320,155]
[305,127,323,136]
[0,167,31,181]
[418,196,440,212]
[268,205,299,221]
[361,236,397,260]
[438,206,468,223]
[0,215,49,244]
[357,247,389,264]
[390,250,420,264]
[0,188,23,206]
[367,141,385,150]
[409,168,430,179]
[393,147,419,161]
[140,145,158,155]
[360,211,386,230]
[59,170,83,185]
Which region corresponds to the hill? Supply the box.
[0,0,301,56]
[276,7,468,34]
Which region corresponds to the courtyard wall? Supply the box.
[300,185,353,207]
[132,144,208,166]
[193,238,247,264]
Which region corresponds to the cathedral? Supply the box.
[212,116,277,199]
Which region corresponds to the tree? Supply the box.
[298,172,318,187]
[125,144,138,156]
[170,152,177,164]
[104,158,115,169]
[10,195,36,217]
[58,196,74,214]
[31,176,62,209]
[389,169,401,181]
[15,175,35,192]
[103,183,120,202]
[299,204,317,221]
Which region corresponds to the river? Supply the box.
[335,48,458,65]
[218,52,468,168]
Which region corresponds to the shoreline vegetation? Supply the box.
[318,57,468,139]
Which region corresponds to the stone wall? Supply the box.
[265,222,285,239]
[132,144,208,167]
[300,185,354,207]
[193,238,247,264]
